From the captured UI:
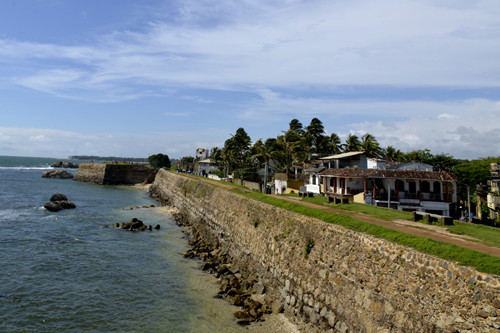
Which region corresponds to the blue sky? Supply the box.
[1,0,499,159]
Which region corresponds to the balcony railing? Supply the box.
[325,188,447,202]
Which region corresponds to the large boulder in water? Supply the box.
[43,193,76,212]
[113,218,153,232]
[42,170,74,179]
[50,193,68,201]
[51,161,79,168]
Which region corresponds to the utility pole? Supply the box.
[263,162,268,194]
[467,186,471,223]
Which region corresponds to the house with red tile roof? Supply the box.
[319,152,457,216]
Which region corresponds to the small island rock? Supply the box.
[51,161,79,168]
[42,170,74,179]
[43,193,76,212]
[112,218,157,232]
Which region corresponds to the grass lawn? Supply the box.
[172,173,500,275]
[446,222,500,248]
[301,196,414,221]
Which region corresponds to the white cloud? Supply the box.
[1,0,499,101]
[348,99,500,158]
[0,126,228,158]
[0,0,499,159]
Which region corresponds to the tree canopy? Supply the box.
[148,153,171,168]
[207,118,498,201]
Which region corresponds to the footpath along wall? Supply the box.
[150,170,500,332]
[74,163,157,185]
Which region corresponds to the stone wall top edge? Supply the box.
[154,170,500,286]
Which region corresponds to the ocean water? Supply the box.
[0,156,246,332]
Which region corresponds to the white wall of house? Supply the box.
[275,179,287,194]
[305,184,321,194]
[367,158,387,170]
[199,163,218,174]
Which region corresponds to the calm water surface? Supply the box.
[0,156,247,332]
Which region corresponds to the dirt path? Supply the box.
[271,195,500,258]
[183,175,500,258]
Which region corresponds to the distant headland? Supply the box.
[69,155,148,163]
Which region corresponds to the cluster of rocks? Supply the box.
[43,193,76,212]
[41,170,74,179]
[112,218,160,232]
[125,205,157,210]
[51,161,79,168]
[174,213,284,326]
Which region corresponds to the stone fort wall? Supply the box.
[150,169,500,332]
[74,163,156,185]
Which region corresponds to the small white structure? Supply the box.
[367,158,387,170]
[198,158,219,174]
[196,148,208,160]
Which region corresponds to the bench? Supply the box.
[412,211,453,226]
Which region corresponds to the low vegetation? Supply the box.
[446,222,500,248]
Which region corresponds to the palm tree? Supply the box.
[209,146,223,169]
[304,118,326,158]
[277,129,303,173]
[361,133,381,158]
[329,133,342,154]
[250,138,278,193]
[224,127,252,171]
[383,146,403,162]
[344,134,362,152]
[289,119,304,136]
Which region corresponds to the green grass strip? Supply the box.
[446,222,500,248]
[239,191,500,276]
[171,173,500,275]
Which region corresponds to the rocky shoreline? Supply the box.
[171,211,303,332]
[173,211,280,324]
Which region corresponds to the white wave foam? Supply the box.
[0,166,54,170]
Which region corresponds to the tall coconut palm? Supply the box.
[329,133,342,154]
[250,138,278,193]
[344,134,362,152]
[289,119,304,136]
[304,118,326,158]
[361,133,382,158]
[277,129,303,173]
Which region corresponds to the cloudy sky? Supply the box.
[0,0,499,159]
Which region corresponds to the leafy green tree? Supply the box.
[400,149,434,164]
[382,146,403,161]
[148,153,171,168]
[453,157,500,200]
[179,156,194,171]
[429,153,460,170]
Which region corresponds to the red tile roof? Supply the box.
[319,168,457,181]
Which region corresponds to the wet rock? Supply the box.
[50,193,68,201]
[234,311,253,320]
[112,218,154,232]
[42,170,74,179]
[51,161,79,168]
[43,193,76,212]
